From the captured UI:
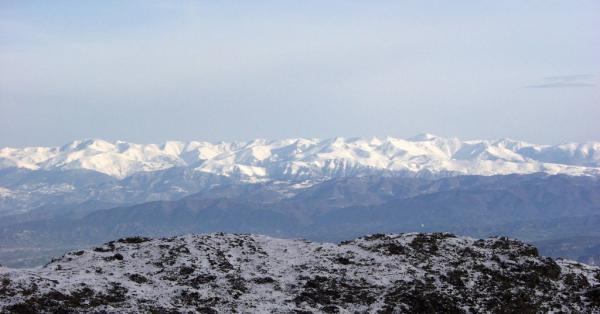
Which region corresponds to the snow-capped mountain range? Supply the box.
[2,134,600,180]
[3,136,600,273]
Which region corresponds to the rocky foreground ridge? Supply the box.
[1,233,599,313]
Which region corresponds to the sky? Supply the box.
[1,1,599,147]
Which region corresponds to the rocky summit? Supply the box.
[1,233,599,313]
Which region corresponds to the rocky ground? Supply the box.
[1,233,599,313]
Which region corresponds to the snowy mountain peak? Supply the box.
[1,135,600,179]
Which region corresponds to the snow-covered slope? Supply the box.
[2,135,600,179]
[1,233,599,313]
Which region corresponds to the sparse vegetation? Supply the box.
[0,233,599,313]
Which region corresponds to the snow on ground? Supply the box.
[1,233,599,313]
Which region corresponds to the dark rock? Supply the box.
[118,237,151,244]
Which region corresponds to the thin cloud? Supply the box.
[527,82,595,88]
[543,74,594,82]
[527,74,595,88]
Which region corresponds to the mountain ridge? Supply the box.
[3,173,600,268]
[2,135,599,179]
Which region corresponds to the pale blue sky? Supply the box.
[1,1,599,147]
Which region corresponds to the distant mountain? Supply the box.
[2,136,600,269]
[2,174,600,267]
[535,236,600,266]
[0,167,236,217]
[1,233,599,313]
[2,135,599,217]
[2,135,599,179]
